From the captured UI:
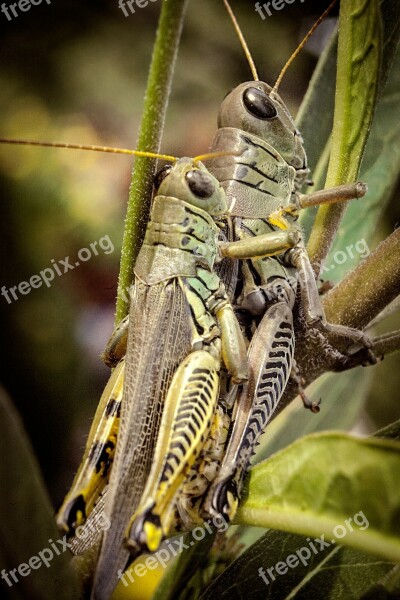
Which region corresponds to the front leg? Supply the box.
[215,301,248,384]
[219,228,300,260]
[101,314,129,367]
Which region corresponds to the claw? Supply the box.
[345,340,378,365]
[210,474,239,522]
[56,494,87,537]
[364,349,378,366]
[291,363,320,413]
[318,280,334,295]
[126,502,163,553]
[358,347,379,367]
[300,391,321,413]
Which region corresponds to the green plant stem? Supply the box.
[372,331,400,356]
[323,227,400,329]
[368,295,400,328]
[115,0,189,324]
[307,0,381,274]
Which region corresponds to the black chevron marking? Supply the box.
[257,381,274,391]
[187,421,197,438]
[173,431,192,448]
[232,178,277,197]
[174,411,192,423]
[240,134,278,160]
[190,412,202,430]
[236,161,279,184]
[193,403,208,421]
[270,350,286,358]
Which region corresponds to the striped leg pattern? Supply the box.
[205,298,295,521]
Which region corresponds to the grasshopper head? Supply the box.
[155,158,228,216]
[218,81,307,175]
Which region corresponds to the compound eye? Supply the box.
[243,87,277,119]
[154,164,172,190]
[185,169,215,199]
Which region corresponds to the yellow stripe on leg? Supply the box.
[57,361,124,535]
[126,350,219,551]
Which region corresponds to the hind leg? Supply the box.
[174,403,231,530]
[57,360,124,536]
[204,295,295,522]
[125,349,220,552]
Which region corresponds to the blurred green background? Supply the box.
[0,0,397,538]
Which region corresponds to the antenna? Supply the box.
[0,138,179,162]
[223,0,259,81]
[194,150,239,162]
[272,0,337,94]
[0,138,239,165]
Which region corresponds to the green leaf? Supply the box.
[0,388,79,600]
[199,530,395,600]
[296,31,337,180]
[326,0,381,186]
[235,432,400,562]
[152,532,216,600]
[256,367,373,461]
[362,564,400,599]
[326,43,400,282]
[201,420,400,600]
[307,0,382,267]
[300,0,400,250]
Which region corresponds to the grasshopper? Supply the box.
[46,153,298,599]
[197,0,376,523]
[0,1,378,598]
